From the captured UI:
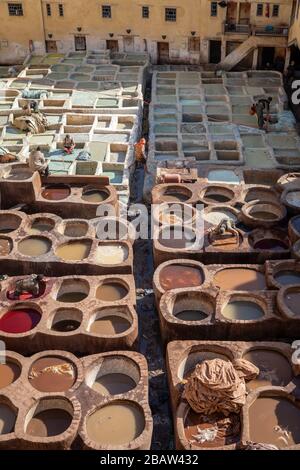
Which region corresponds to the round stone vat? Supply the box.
[241,201,286,228]
[95,217,135,242]
[30,217,56,234]
[243,348,293,390]
[0,236,13,257]
[247,394,300,448]
[50,308,83,332]
[7,278,46,301]
[277,285,300,318]
[85,355,140,396]
[95,243,129,265]
[158,225,198,249]
[55,279,89,303]
[28,355,77,392]
[86,401,145,446]
[282,187,300,214]
[41,184,71,201]
[63,221,89,238]
[213,267,267,291]
[158,262,205,293]
[203,206,238,226]
[244,187,278,203]
[96,280,129,302]
[158,185,193,203]
[271,261,300,287]
[291,239,300,260]
[221,294,266,321]
[171,291,214,322]
[248,229,290,251]
[200,185,235,205]
[0,305,42,334]
[55,239,92,261]
[154,203,197,227]
[88,307,133,336]
[0,399,17,435]
[288,215,300,243]
[25,398,74,438]
[0,213,22,234]
[81,186,110,203]
[0,357,21,390]
[18,236,52,257]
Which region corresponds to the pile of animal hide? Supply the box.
[13,112,48,134]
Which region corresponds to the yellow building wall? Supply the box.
[0,0,294,64]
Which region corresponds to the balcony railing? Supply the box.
[253,25,289,36]
[224,23,251,34]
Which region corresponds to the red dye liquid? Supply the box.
[0,309,41,333]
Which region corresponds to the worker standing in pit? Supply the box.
[134,137,147,169]
[250,96,272,131]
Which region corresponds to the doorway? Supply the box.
[226,2,237,23]
[124,37,134,52]
[209,40,221,64]
[239,3,251,24]
[106,40,119,53]
[157,42,170,64]
[259,47,275,68]
[74,36,86,51]
[45,40,57,53]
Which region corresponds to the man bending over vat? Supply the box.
[29,146,49,177]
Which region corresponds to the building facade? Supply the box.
[0,0,295,69]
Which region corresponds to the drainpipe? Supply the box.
[40,0,47,53]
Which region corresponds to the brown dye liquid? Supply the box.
[30,221,54,234]
[86,403,144,445]
[90,315,131,335]
[56,242,91,261]
[204,193,231,203]
[274,271,300,286]
[162,190,189,203]
[244,350,293,390]
[184,410,240,448]
[52,319,81,332]
[158,230,195,249]
[159,265,203,291]
[284,291,300,316]
[92,373,136,396]
[222,301,264,320]
[214,268,266,291]
[0,404,16,435]
[249,397,300,448]
[82,190,108,203]
[0,239,11,256]
[175,310,207,321]
[0,362,20,389]
[29,357,76,392]
[42,186,70,201]
[96,283,128,301]
[64,223,87,237]
[26,409,72,437]
[18,237,51,256]
[254,239,288,250]
[250,211,277,220]
[57,292,87,303]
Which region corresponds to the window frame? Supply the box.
[256,3,264,16]
[46,3,51,16]
[142,5,149,19]
[58,3,64,17]
[8,3,24,16]
[210,2,218,17]
[272,4,279,17]
[102,4,112,18]
[165,7,177,22]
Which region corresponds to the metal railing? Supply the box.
[224,23,251,34]
[253,25,289,36]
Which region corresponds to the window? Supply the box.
[142,6,149,18]
[46,3,51,16]
[272,4,279,16]
[102,5,112,18]
[188,37,200,52]
[256,3,263,16]
[210,2,218,16]
[58,4,64,16]
[8,3,23,16]
[165,7,176,21]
